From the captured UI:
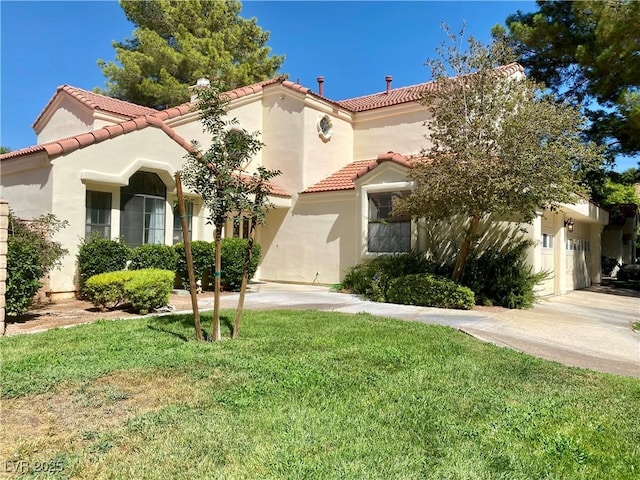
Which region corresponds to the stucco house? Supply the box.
[1,63,608,299]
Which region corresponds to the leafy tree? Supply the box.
[181,81,279,341]
[395,26,604,282]
[98,0,284,109]
[496,0,640,157]
[0,146,11,154]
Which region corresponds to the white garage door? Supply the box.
[566,236,591,290]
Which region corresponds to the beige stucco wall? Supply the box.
[301,104,354,190]
[353,106,431,160]
[0,158,53,218]
[258,192,358,284]
[36,97,93,144]
[261,92,306,195]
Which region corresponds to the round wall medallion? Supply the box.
[317,114,333,141]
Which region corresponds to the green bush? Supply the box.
[124,269,174,314]
[617,264,640,281]
[174,241,215,289]
[601,256,621,277]
[6,213,68,316]
[84,270,133,311]
[77,237,130,288]
[129,244,178,271]
[84,269,173,314]
[387,274,475,310]
[461,240,548,309]
[342,251,431,301]
[220,238,262,291]
[7,241,45,316]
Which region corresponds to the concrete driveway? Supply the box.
[211,282,640,378]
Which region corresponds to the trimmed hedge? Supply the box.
[174,241,215,289]
[84,269,173,314]
[387,274,475,310]
[84,270,133,311]
[220,238,262,291]
[129,244,178,271]
[77,237,131,287]
[124,269,175,314]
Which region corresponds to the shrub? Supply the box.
[601,256,621,277]
[6,212,68,316]
[84,270,133,311]
[77,237,130,288]
[123,269,174,314]
[129,244,178,271]
[174,241,215,289]
[461,240,548,309]
[220,238,262,291]
[84,269,173,314]
[387,274,475,310]
[342,251,431,301]
[617,264,640,281]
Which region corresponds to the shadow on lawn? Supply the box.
[147,312,234,341]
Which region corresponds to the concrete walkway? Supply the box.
[203,282,640,379]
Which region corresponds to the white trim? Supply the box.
[359,181,414,260]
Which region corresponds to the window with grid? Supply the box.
[367,191,411,253]
[173,201,193,244]
[85,191,112,240]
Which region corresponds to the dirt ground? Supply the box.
[3,291,219,336]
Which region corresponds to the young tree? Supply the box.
[232,166,280,339]
[395,26,604,282]
[181,82,278,341]
[98,0,284,109]
[496,0,640,158]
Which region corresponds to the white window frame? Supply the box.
[360,181,415,259]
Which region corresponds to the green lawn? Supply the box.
[1,310,639,479]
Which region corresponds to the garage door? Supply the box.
[540,232,555,296]
[566,236,591,290]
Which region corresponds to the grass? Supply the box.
[1,310,639,479]
[633,321,640,331]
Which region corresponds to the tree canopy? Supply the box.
[98,0,284,109]
[395,26,604,281]
[496,0,640,158]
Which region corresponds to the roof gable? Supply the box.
[301,152,413,194]
[33,85,159,131]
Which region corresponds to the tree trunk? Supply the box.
[451,212,481,283]
[232,219,253,339]
[212,224,222,341]
[175,173,202,341]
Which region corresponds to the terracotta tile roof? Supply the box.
[301,152,413,194]
[336,62,525,112]
[33,85,159,129]
[2,115,194,161]
[336,82,435,112]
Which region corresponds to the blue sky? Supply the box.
[1,0,635,170]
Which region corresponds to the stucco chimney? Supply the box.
[385,75,392,94]
[317,76,325,96]
[190,77,211,102]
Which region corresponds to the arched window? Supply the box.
[120,171,166,247]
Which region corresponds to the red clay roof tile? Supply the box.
[300,153,413,194]
[33,85,159,129]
